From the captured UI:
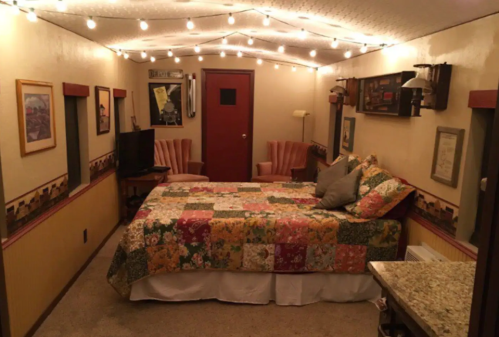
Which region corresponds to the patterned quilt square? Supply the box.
[368,221,401,247]
[190,187,214,193]
[144,219,178,247]
[179,242,211,270]
[176,218,211,244]
[213,210,247,218]
[211,218,245,243]
[180,210,214,219]
[306,244,336,271]
[292,198,320,205]
[133,209,151,221]
[268,196,296,204]
[308,218,339,244]
[271,204,300,212]
[337,221,374,245]
[214,199,244,211]
[183,203,215,211]
[365,246,398,271]
[242,244,275,271]
[274,243,307,271]
[213,187,238,193]
[146,243,180,275]
[243,203,272,211]
[123,219,145,253]
[126,248,150,284]
[211,242,243,270]
[238,187,262,192]
[244,218,276,244]
[276,218,309,244]
[334,244,367,273]
[261,188,287,193]
[162,191,190,198]
[187,197,217,203]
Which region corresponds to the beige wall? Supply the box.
[0,7,138,202]
[3,173,120,337]
[136,56,316,175]
[312,14,499,245]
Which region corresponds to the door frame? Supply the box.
[0,146,11,337]
[201,68,255,181]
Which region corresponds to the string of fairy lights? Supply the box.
[6,0,393,70]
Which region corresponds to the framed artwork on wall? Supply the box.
[431,126,465,188]
[148,82,184,128]
[16,79,57,157]
[342,117,356,152]
[95,86,111,135]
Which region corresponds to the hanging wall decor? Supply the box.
[148,69,184,80]
[186,73,196,118]
[95,86,111,135]
[431,127,465,188]
[342,117,356,152]
[16,79,57,156]
[149,82,184,127]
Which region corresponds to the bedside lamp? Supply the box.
[293,110,311,142]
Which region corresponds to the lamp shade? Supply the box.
[293,110,310,118]
[402,77,432,93]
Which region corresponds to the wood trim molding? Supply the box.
[329,95,338,103]
[24,222,121,337]
[408,210,477,260]
[2,170,116,250]
[62,83,90,97]
[468,90,498,109]
[113,88,127,98]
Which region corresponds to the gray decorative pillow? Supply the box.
[315,169,363,210]
[315,156,348,198]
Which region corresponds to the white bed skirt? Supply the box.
[130,271,381,306]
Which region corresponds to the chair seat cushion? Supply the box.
[252,175,292,183]
[167,174,209,183]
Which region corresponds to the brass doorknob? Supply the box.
[242,134,247,139]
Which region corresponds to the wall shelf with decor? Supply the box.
[356,71,416,117]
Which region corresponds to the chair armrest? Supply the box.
[291,167,307,182]
[256,162,273,176]
[188,161,204,175]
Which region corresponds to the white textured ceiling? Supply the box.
[5,0,499,66]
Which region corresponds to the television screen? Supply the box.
[119,129,155,177]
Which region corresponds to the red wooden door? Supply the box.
[202,69,254,182]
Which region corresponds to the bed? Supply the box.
[107,182,402,305]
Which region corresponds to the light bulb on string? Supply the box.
[308,67,314,73]
[141,51,147,59]
[222,37,228,45]
[237,51,242,57]
[248,37,254,45]
[228,13,235,25]
[257,58,262,65]
[124,52,129,59]
[331,38,339,48]
[344,50,352,58]
[150,56,156,63]
[198,56,203,62]
[194,45,201,53]
[292,66,297,72]
[360,44,368,53]
[117,49,122,56]
[278,45,285,53]
[310,50,317,57]
[167,49,173,57]
[27,8,37,22]
[263,15,270,26]
[175,57,180,63]
[87,16,96,29]
[139,19,148,30]
[187,18,194,30]
[220,51,226,57]
[298,29,307,40]
[56,0,67,12]
[274,64,279,70]
[11,1,20,15]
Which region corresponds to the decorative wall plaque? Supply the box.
[148,69,184,79]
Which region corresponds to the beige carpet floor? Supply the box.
[34,226,379,337]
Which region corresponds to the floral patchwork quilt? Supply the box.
[107,182,401,297]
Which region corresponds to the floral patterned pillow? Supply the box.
[332,154,362,173]
[344,165,415,219]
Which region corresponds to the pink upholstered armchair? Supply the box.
[252,140,312,183]
[154,139,209,183]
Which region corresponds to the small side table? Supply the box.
[120,172,168,222]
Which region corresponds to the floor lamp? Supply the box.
[293,110,311,142]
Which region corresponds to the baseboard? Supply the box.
[24,221,122,337]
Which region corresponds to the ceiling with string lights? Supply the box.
[3,0,499,67]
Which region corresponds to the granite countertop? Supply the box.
[369,261,476,337]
